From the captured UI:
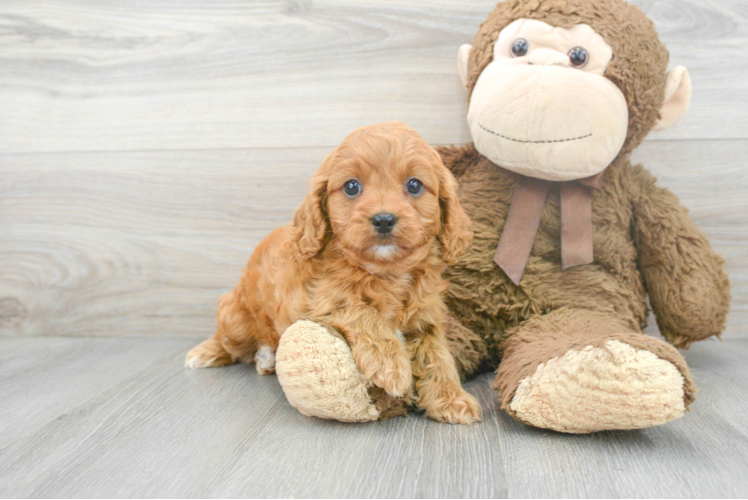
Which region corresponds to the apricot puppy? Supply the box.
[186,121,481,424]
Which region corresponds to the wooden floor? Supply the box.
[2,0,748,497]
[0,337,747,498]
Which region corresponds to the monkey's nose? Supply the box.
[371,212,397,234]
[527,48,570,67]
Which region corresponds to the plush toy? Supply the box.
[274,0,731,433]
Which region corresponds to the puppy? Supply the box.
[186,121,481,424]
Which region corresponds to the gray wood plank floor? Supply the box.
[1,337,747,498]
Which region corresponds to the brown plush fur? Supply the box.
[187,121,481,424]
[438,0,731,423]
[443,148,730,405]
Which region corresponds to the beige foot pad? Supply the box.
[510,340,686,433]
[275,320,380,422]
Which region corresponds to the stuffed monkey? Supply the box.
[274,0,731,433]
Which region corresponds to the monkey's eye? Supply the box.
[568,47,589,68]
[511,38,529,57]
[344,179,361,197]
[406,178,423,196]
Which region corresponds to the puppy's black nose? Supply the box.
[371,212,397,234]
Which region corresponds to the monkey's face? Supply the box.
[466,19,629,182]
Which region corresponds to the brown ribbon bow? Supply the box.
[493,171,604,285]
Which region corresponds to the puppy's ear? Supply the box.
[435,154,472,265]
[293,172,329,260]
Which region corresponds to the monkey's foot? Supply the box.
[275,320,410,422]
[494,310,696,434]
[500,338,692,433]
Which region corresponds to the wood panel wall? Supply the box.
[1,0,746,338]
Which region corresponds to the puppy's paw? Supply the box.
[185,338,233,369]
[375,360,413,398]
[426,390,482,425]
[254,344,276,375]
[353,341,412,397]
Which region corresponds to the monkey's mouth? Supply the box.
[479,124,592,144]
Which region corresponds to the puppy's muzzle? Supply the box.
[371,212,397,235]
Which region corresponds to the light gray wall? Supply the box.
[1,0,746,338]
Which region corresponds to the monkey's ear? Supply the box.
[457,44,472,90]
[653,66,692,131]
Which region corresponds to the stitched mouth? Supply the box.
[479,124,592,144]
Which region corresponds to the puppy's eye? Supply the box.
[406,178,423,196]
[343,179,361,197]
[511,38,529,57]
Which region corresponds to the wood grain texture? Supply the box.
[0,147,320,338]
[2,140,745,339]
[0,0,746,153]
[1,336,747,498]
[0,337,196,449]
[1,1,746,497]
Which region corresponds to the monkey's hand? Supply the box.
[631,166,731,349]
[325,307,413,397]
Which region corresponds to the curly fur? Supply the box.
[187,121,481,424]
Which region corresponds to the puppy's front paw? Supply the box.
[353,341,412,397]
[426,390,482,425]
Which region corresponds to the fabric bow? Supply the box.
[493,171,604,285]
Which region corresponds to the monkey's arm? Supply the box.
[630,165,731,349]
[436,143,483,180]
[317,305,412,397]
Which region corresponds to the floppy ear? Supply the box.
[435,155,473,264]
[293,173,329,260]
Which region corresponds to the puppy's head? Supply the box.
[293,121,472,266]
